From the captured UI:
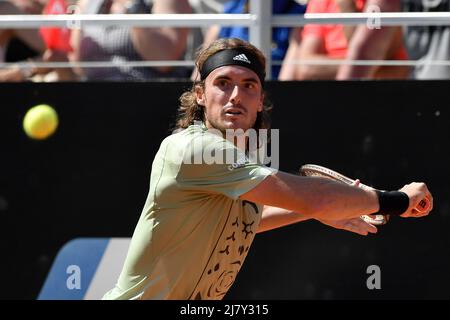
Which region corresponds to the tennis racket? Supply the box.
[299,164,430,225]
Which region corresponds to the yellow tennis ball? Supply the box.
[23,104,59,140]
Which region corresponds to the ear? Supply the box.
[195,85,206,106]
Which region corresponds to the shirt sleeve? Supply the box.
[175,132,275,200]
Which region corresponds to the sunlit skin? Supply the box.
[9,0,45,14]
[196,65,264,133]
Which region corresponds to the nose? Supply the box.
[229,85,241,104]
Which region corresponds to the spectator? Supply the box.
[32,0,78,82]
[186,0,229,62]
[195,0,307,80]
[0,0,77,82]
[70,0,192,81]
[402,0,450,79]
[0,0,45,81]
[278,24,304,80]
[337,0,410,79]
[280,0,409,80]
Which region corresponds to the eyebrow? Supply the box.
[213,75,259,84]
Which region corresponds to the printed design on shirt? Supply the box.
[192,201,259,300]
[230,260,242,266]
[207,263,220,275]
[226,232,235,241]
[237,245,250,256]
[241,201,258,239]
[219,245,230,255]
[242,221,254,239]
[206,270,235,299]
[242,200,259,214]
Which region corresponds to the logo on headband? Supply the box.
[233,54,251,64]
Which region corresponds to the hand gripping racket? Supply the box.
[299,164,430,225]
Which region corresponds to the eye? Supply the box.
[244,82,256,89]
[216,79,229,88]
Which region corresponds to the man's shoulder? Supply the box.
[163,124,226,148]
[159,124,240,167]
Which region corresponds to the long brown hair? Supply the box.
[176,38,273,131]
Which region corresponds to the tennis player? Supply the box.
[103,38,433,300]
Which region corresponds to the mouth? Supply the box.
[224,107,245,117]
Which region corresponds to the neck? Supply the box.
[203,122,250,151]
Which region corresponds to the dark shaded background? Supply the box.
[1,81,448,300]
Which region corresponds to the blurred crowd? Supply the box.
[1,0,449,82]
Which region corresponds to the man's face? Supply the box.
[196,65,264,132]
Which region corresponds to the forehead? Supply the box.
[207,65,260,83]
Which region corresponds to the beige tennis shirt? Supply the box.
[103,123,274,300]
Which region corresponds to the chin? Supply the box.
[225,116,256,129]
[224,122,251,132]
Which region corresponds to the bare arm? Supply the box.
[258,205,378,236]
[336,0,358,40]
[257,206,311,233]
[131,0,192,71]
[201,25,221,52]
[278,28,302,81]
[336,0,403,80]
[241,171,379,221]
[0,67,23,82]
[0,1,45,53]
[69,0,88,77]
[248,170,433,232]
[295,35,341,80]
[257,179,379,235]
[70,0,192,74]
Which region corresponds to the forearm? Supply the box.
[0,2,44,52]
[0,67,23,82]
[336,26,395,79]
[280,174,379,220]
[336,0,401,79]
[242,171,379,221]
[296,54,340,80]
[131,28,188,60]
[278,28,302,81]
[131,0,191,65]
[257,206,310,233]
[336,0,357,40]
